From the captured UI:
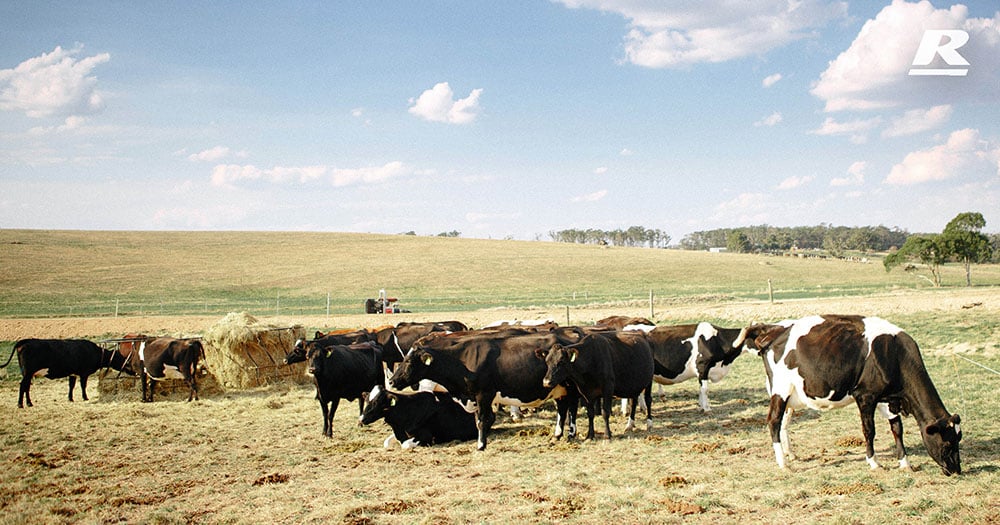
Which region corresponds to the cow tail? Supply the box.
[0,342,18,369]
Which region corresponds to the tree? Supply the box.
[726,231,751,253]
[884,234,948,286]
[941,212,992,286]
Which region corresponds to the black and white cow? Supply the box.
[540,331,654,440]
[389,329,583,450]
[305,341,385,437]
[139,337,203,402]
[3,338,134,408]
[642,323,749,412]
[745,315,962,475]
[360,385,478,448]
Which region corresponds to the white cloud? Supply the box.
[210,161,410,188]
[189,146,232,162]
[593,166,608,175]
[777,175,813,190]
[571,189,608,202]
[556,0,847,68]
[26,116,87,136]
[882,105,952,138]
[0,45,110,118]
[619,148,633,156]
[762,73,782,88]
[886,128,999,185]
[810,116,882,142]
[711,192,771,224]
[754,111,783,127]
[811,2,1000,112]
[408,82,483,124]
[831,161,866,187]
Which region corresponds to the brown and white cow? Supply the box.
[139,338,203,402]
[745,315,961,475]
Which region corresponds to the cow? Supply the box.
[595,315,654,330]
[744,315,962,475]
[2,338,134,408]
[389,329,584,450]
[305,341,385,437]
[374,321,469,361]
[284,329,377,365]
[360,385,478,448]
[139,338,203,403]
[540,331,654,440]
[642,323,750,412]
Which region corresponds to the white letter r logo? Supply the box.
[909,29,970,76]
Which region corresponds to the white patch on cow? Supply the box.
[623,324,655,333]
[138,341,146,362]
[624,417,635,432]
[866,456,881,470]
[453,397,478,414]
[369,385,383,400]
[654,341,698,386]
[417,379,447,393]
[862,316,903,357]
[706,362,730,383]
[384,435,400,449]
[899,456,911,470]
[401,438,420,450]
[877,402,898,420]
[766,316,825,402]
[509,405,523,421]
[159,365,185,380]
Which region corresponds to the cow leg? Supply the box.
[698,379,711,412]
[140,366,150,403]
[475,401,497,451]
[356,397,365,425]
[856,401,881,470]
[79,375,89,401]
[766,394,790,468]
[624,398,635,432]
[185,370,198,402]
[554,398,568,439]
[323,399,340,438]
[67,376,77,402]
[601,394,613,440]
[18,376,32,408]
[879,403,911,470]
[643,388,653,431]
[583,399,597,441]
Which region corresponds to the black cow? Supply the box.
[139,338,203,402]
[374,321,469,363]
[2,338,133,408]
[284,329,377,365]
[642,322,749,412]
[540,331,654,440]
[745,315,961,475]
[360,385,478,448]
[389,329,583,450]
[306,341,385,437]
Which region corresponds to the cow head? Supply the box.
[389,348,433,390]
[922,414,962,475]
[741,324,791,355]
[284,339,308,365]
[540,344,577,388]
[360,385,393,426]
[304,342,327,377]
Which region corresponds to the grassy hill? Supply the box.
[2,229,999,318]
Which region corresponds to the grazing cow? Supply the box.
[306,341,385,437]
[360,385,478,448]
[139,338,203,402]
[3,338,134,408]
[389,329,583,450]
[643,323,750,412]
[540,332,654,440]
[745,315,962,475]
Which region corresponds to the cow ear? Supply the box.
[925,422,941,435]
[568,349,578,363]
[950,414,961,426]
[754,326,786,350]
[421,353,434,366]
[534,348,547,359]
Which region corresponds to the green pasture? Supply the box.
[3,229,999,318]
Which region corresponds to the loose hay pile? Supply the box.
[201,312,308,390]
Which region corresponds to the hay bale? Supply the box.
[202,312,308,390]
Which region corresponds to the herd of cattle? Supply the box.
[2,314,962,476]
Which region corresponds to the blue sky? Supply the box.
[2,1,998,242]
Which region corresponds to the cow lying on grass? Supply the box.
[360,385,477,449]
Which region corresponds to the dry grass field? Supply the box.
[1,230,998,524]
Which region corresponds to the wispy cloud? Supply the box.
[571,189,608,202]
[754,111,782,127]
[886,129,999,185]
[762,73,782,88]
[882,105,952,138]
[210,161,411,188]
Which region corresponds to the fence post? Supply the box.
[326,293,331,318]
[115,299,119,318]
[767,279,774,304]
[565,305,570,326]
[649,289,654,319]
